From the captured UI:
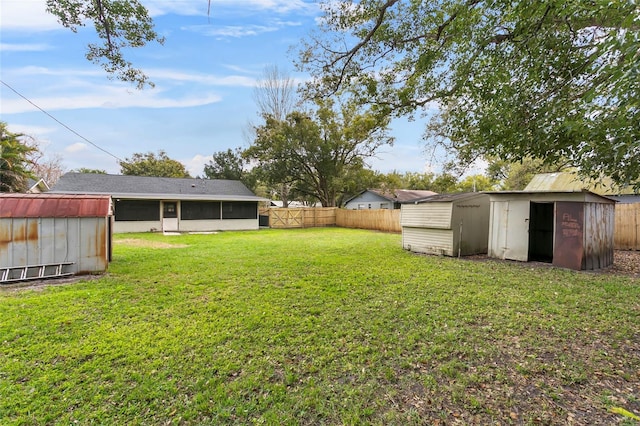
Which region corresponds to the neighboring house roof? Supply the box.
[50,173,268,201]
[403,192,488,204]
[525,172,637,195]
[26,178,50,193]
[345,189,438,205]
[0,193,112,218]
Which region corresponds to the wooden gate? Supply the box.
[615,203,640,250]
[270,208,304,228]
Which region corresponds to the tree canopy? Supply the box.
[46,0,164,88]
[297,0,640,189]
[0,123,38,193]
[119,150,190,177]
[246,100,393,207]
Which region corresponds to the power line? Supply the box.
[0,79,123,162]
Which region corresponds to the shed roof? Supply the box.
[402,192,487,204]
[525,172,637,195]
[51,173,268,201]
[0,194,112,218]
[486,190,616,204]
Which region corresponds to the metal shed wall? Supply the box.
[401,194,490,256]
[0,194,112,277]
[0,217,109,274]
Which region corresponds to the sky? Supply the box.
[0,0,448,178]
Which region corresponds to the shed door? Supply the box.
[162,201,179,232]
[491,200,530,261]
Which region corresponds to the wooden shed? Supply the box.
[401,193,490,256]
[0,194,113,282]
[487,191,615,270]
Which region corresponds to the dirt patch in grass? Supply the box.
[463,250,640,278]
[116,238,189,249]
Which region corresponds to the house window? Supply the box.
[181,201,221,220]
[114,200,160,221]
[358,204,366,210]
[222,202,257,219]
[380,203,389,209]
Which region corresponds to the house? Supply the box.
[487,190,616,270]
[344,189,437,210]
[50,173,268,233]
[0,193,113,282]
[400,192,490,257]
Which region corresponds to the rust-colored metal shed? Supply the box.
[487,191,615,271]
[0,194,113,282]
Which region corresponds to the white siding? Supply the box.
[402,227,454,256]
[179,219,259,232]
[401,203,452,229]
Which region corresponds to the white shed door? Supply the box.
[490,200,530,261]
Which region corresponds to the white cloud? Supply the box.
[183,154,213,177]
[0,0,61,32]
[1,86,222,114]
[147,69,256,86]
[65,143,88,153]
[184,24,280,38]
[0,43,50,52]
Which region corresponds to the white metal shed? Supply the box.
[0,194,113,282]
[401,193,490,257]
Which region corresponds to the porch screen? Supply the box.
[114,200,160,221]
[221,202,257,219]
[181,201,221,220]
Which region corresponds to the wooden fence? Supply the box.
[265,207,401,233]
[336,209,401,233]
[615,203,640,250]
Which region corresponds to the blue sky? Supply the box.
[1,0,443,177]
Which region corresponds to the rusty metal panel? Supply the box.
[0,194,111,218]
[0,215,111,276]
[553,202,584,270]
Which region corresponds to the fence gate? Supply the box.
[270,209,304,228]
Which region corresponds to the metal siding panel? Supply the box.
[582,203,614,270]
[0,219,13,266]
[553,202,584,270]
[402,227,454,256]
[453,202,490,256]
[400,203,452,229]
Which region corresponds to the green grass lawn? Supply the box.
[1,228,638,425]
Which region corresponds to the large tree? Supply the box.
[0,123,38,192]
[246,100,392,207]
[119,150,190,177]
[203,148,258,192]
[298,0,640,189]
[46,0,164,88]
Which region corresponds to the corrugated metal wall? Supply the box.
[0,217,109,274]
[402,227,454,256]
[400,203,452,229]
[583,202,615,270]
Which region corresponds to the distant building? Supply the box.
[344,189,437,210]
[51,173,268,233]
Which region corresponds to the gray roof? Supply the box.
[403,192,488,204]
[50,173,267,202]
[345,189,438,204]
